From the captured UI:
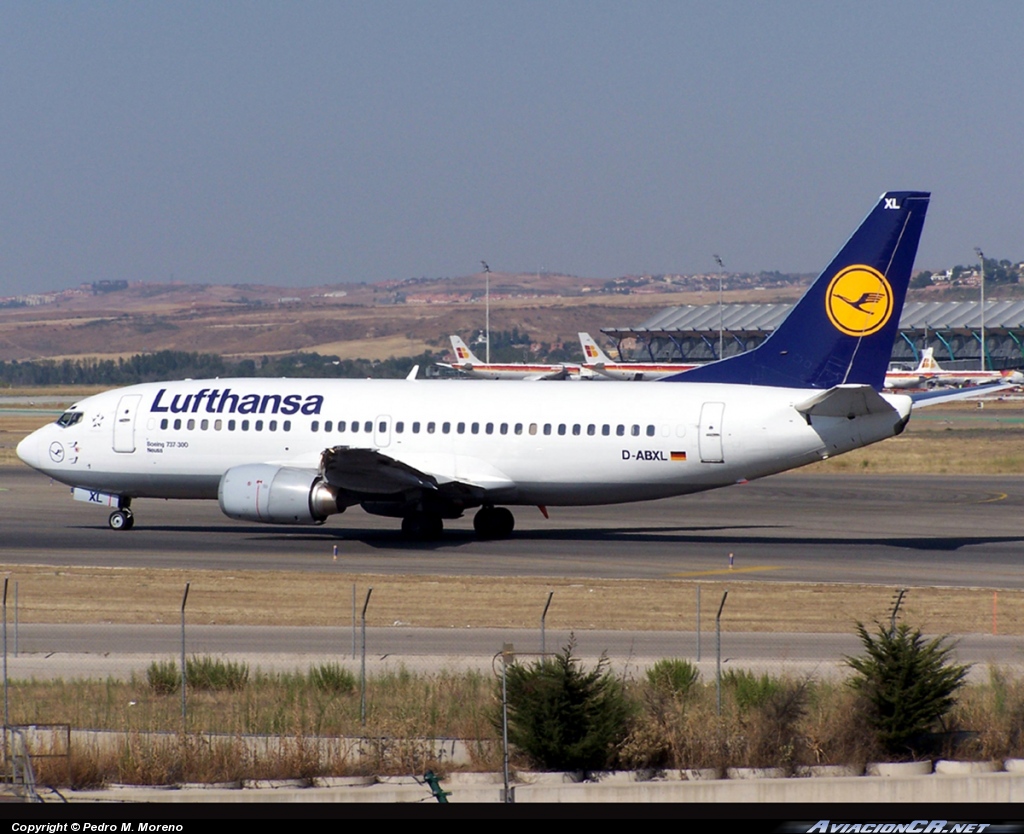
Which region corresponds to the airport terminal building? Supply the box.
[602,300,1024,371]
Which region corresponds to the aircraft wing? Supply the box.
[321,446,441,494]
[319,446,512,507]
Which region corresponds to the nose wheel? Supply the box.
[109,509,134,530]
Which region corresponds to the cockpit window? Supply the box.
[56,411,83,428]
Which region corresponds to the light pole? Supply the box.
[713,255,725,360]
[481,261,491,364]
[975,247,985,371]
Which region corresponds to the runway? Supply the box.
[3,467,1023,588]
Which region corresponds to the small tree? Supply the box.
[500,638,631,772]
[846,622,970,756]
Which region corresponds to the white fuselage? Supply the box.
[17,378,912,510]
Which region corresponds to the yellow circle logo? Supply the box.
[825,265,893,337]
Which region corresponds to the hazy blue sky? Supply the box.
[3,2,1021,294]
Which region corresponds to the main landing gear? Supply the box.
[401,511,444,541]
[108,508,134,530]
[473,506,515,539]
[399,506,516,541]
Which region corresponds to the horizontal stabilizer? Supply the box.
[910,382,1014,409]
[795,384,897,419]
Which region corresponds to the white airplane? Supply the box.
[579,332,700,380]
[437,335,577,380]
[19,191,933,540]
[885,347,1023,389]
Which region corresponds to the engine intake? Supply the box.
[218,464,341,524]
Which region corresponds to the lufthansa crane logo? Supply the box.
[825,265,894,337]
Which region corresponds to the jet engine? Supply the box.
[218,464,343,524]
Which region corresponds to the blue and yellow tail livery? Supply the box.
[665,191,930,390]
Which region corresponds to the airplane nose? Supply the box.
[16,431,40,468]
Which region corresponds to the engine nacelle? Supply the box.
[218,464,341,525]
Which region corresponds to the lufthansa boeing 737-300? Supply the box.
[18,191,935,539]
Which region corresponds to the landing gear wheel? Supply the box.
[473,506,515,539]
[109,510,133,531]
[401,512,444,541]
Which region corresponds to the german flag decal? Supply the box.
[670,451,687,461]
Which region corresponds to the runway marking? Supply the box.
[669,566,786,578]
[978,492,1008,504]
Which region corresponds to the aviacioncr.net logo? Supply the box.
[825,264,894,337]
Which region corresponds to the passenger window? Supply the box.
[631,424,640,436]
[573,424,581,436]
[602,424,610,436]
[338,421,346,432]
[187,419,195,430]
[427,422,436,434]
[312,421,319,432]
[543,424,552,435]
[557,424,566,436]
[351,422,359,433]
[200,419,209,430]
[174,419,182,430]
[515,423,523,435]
[378,421,386,433]
[442,422,450,434]
[364,421,372,433]
[486,422,494,434]
[529,423,538,435]
[214,419,222,431]
[228,420,236,431]
[500,423,508,435]
[646,425,655,437]
[587,424,595,436]
[412,421,421,433]
[269,420,277,431]
[457,422,466,434]
[160,419,168,430]
[241,420,249,431]
[255,420,264,431]
[283,420,291,431]
[396,421,404,434]
[471,422,479,434]
[616,425,625,436]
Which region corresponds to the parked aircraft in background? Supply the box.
[884,347,1024,389]
[579,332,700,380]
[20,191,938,540]
[438,335,577,380]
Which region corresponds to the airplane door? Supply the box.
[112,394,142,453]
[699,402,725,463]
[374,415,391,448]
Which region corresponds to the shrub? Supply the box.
[309,662,357,694]
[846,622,970,756]
[146,660,180,694]
[186,656,250,692]
[646,659,700,697]
[499,638,632,772]
[723,669,785,712]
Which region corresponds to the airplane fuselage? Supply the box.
[18,377,912,509]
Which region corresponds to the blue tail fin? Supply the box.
[664,191,930,389]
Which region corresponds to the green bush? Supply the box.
[723,669,785,712]
[308,662,357,694]
[499,639,632,772]
[186,656,250,692]
[646,659,700,697]
[846,622,970,755]
[146,660,180,695]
